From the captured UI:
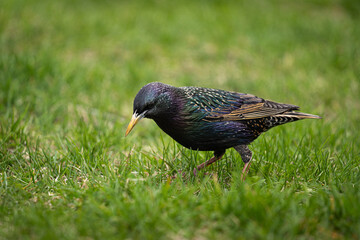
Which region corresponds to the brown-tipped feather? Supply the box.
[205,100,301,121]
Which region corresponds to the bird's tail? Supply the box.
[265,111,321,129]
[277,111,322,120]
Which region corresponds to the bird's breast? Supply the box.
[153,115,257,151]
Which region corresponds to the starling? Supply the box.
[125,82,321,179]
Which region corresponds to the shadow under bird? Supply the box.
[125,82,321,179]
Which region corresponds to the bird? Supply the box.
[125,82,321,180]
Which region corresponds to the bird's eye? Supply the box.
[144,101,156,111]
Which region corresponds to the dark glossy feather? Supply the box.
[181,86,301,121]
[128,82,320,155]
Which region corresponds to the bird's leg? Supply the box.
[234,145,253,181]
[193,150,225,176]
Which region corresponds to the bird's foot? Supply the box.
[234,145,253,182]
[241,161,251,182]
[194,151,226,177]
[167,170,187,181]
[193,168,213,177]
[193,168,198,176]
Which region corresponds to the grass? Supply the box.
[1,0,360,239]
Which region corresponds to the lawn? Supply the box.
[1,0,360,239]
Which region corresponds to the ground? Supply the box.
[1,0,360,239]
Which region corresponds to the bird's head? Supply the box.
[125,82,174,136]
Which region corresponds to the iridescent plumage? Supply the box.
[126,82,321,179]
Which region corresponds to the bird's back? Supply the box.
[180,86,308,127]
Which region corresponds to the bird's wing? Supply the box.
[206,100,300,121]
[181,87,299,121]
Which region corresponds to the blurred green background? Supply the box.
[1,0,359,239]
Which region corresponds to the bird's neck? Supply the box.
[150,89,190,137]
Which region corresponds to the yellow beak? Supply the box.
[125,112,143,137]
